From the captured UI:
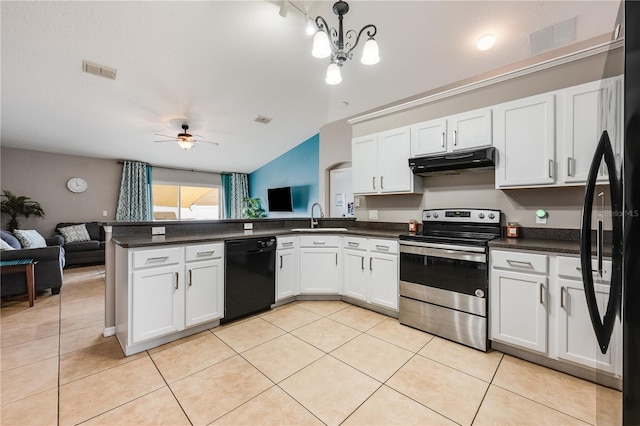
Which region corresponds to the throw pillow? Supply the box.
[13,229,47,249]
[0,230,21,249]
[0,238,16,250]
[58,224,91,243]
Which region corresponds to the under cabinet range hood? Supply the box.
[408,147,496,176]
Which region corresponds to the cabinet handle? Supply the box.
[313,241,326,245]
[453,130,458,146]
[370,257,373,271]
[147,256,169,262]
[361,256,365,270]
[376,245,389,251]
[576,266,606,274]
[539,283,544,304]
[506,259,533,268]
[373,176,376,190]
[567,157,574,177]
[380,176,384,190]
[175,272,179,290]
[336,253,338,265]
[188,269,192,286]
[560,286,566,308]
[348,241,360,247]
[279,255,283,269]
[282,242,293,247]
[196,251,215,257]
[441,131,445,148]
[548,159,554,178]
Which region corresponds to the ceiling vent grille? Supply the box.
[82,60,117,80]
[529,17,576,55]
[255,115,272,124]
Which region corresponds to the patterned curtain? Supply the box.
[229,173,249,219]
[221,173,231,219]
[116,161,151,221]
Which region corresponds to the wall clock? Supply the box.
[67,177,88,193]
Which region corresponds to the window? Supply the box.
[152,184,221,221]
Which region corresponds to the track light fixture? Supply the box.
[312,1,379,85]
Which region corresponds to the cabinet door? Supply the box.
[131,264,184,343]
[276,248,299,300]
[352,135,378,194]
[368,253,398,310]
[378,127,414,193]
[490,269,547,353]
[557,279,621,374]
[299,249,340,294]
[411,118,447,156]
[448,108,492,151]
[343,249,367,301]
[494,94,556,188]
[185,259,224,327]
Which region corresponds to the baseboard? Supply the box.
[103,326,116,337]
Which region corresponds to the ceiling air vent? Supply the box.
[529,17,576,55]
[254,115,272,124]
[82,60,117,80]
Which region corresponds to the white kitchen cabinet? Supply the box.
[490,249,549,353]
[342,237,368,301]
[131,263,184,343]
[299,235,340,294]
[352,126,421,195]
[556,256,621,375]
[185,243,224,327]
[494,93,556,188]
[409,109,492,157]
[276,236,299,301]
[562,77,622,184]
[367,239,399,310]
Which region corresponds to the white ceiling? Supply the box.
[1,1,620,174]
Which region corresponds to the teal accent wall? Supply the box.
[249,134,319,217]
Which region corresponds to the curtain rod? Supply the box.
[117,161,230,175]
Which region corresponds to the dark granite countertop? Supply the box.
[489,237,581,254]
[112,228,405,248]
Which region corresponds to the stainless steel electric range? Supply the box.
[398,208,501,351]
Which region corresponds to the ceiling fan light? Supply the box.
[306,17,316,36]
[325,62,342,85]
[312,30,332,58]
[361,37,380,65]
[477,33,496,51]
[177,140,194,150]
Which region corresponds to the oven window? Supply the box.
[400,252,487,296]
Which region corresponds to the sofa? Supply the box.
[0,230,65,296]
[55,222,105,267]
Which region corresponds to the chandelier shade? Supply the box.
[312,1,379,84]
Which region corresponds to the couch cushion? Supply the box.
[0,230,21,249]
[58,224,91,243]
[0,239,16,250]
[14,229,47,248]
[64,240,101,252]
[57,222,103,241]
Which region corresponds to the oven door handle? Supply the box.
[400,243,486,263]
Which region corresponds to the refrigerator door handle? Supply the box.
[580,130,623,355]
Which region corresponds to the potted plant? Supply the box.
[0,190,45,231]
[243,197,266,219]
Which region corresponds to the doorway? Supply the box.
[329,167,354,218]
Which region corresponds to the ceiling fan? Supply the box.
[154,124,219,150]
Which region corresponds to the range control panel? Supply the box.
[422,209,501,224]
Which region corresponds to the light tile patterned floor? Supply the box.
[0,266,622,425]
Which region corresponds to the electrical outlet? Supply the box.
[102,210,108,217]
[244,223,253,230]
[536,216,547,224]
[152,226,165,235]
[354,197,361,208]
[369,210,379,220]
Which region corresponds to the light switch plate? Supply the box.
[354,197,361,208]
[244,223,253,230]
[369,210,379,220]
[152,226,165,235]
[536,216,547,224]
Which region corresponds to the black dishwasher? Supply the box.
[222,237,276,324]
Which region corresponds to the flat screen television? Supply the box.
[267,186,293,212]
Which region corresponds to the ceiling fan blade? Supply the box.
[153,140,177,143]
[154,133,178,139]
[198,140,220,146]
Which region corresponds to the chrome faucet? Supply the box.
[311,202,324,228]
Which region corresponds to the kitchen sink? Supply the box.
[290,228,348,232]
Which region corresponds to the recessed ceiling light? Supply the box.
[476,34,496,51]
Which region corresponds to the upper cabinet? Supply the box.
[495,76,623,189]
[494,93,556,188]
[352,126,422,195]
[410,108,492,157]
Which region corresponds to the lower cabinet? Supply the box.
[116,242,224,355]
[342,237,368,301]
[276,237,299,300]
[489,249,621,377]
[299,236,341,294]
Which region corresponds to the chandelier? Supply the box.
[312,1,379,85]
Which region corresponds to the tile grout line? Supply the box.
[469,352,504,425]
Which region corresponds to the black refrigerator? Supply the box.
[580,1,640,424]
